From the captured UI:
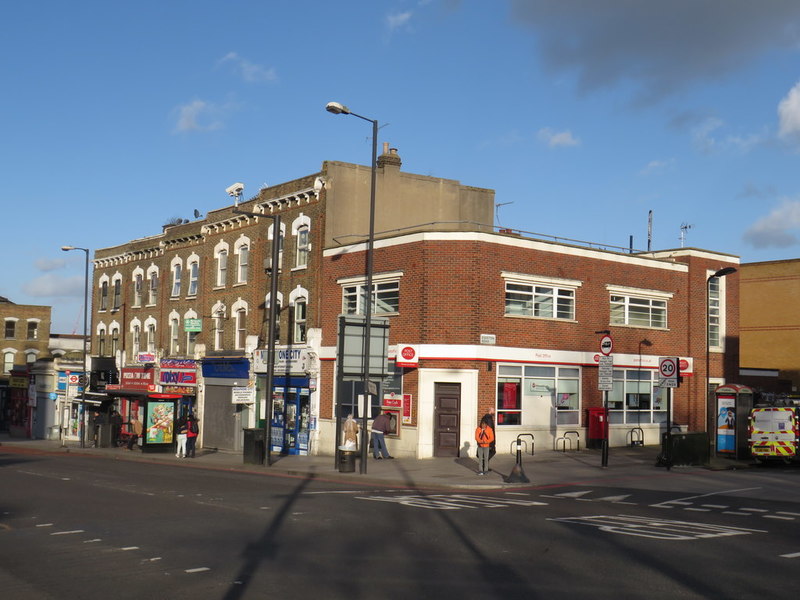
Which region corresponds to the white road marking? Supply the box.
[51,530,84,536]
[83,539,102,543]
[595,495,634,504]
[777,511,800,517]
[550,514,766,541]
[684,508,711,512]
[701,504,728,509]
[357,493,547,511]
[780,552,800,559]
[36,523,53,528]
[723,512,751,516]
[741,508,769,513]
[121,546,139,551]
[185,567,210,574]
[764,515,795,521]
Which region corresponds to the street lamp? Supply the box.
[61,245,90,448]
[231,204,281,467]
[326,101,378,474]
[706,266,737,449]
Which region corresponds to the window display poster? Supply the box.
[146,401,175,444]
[716,395,735,454]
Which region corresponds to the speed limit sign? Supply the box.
[658,357,678,388]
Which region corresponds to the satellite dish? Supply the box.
[314,177,325,194]
[194,209,202,219]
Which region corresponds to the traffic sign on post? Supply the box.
[658,357,679,388]
[599,335,613,356]
[598,355,614,391]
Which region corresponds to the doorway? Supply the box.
[434,382,461,457]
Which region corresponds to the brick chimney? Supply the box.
[377,142,402,170]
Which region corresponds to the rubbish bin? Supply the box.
[338,449,356,473]
[243,428,265,465]
[660,431,709,466]
[97,423,113,448]
[586,407,607,449]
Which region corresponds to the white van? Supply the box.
[748,406,800,463]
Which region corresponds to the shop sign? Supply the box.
[231,386,255,404]
[10,376,27,388]
[202,358,250,380]
[384,392,412,425]
[162,385,196,395]
[395,344,419,368]
[137,352,156,364]
[253,348,313,373]
[120,367,156,391]
[159,368,197,386]
[184,318,202,332]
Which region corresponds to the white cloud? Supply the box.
[691,117,765,154]
[387,11,413,31]
[639,159,674,176]
[172,100,225,133]
[778,81,800,140]
[742,199,800,249]
[537,127,580,148]
[35,257,66,272]
[22,273,82,298]
[218,52,277,83]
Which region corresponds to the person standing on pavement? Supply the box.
[475,419,494,475]
[127,415,142,451]
[185,413,199,458]
[110,410,123,447]
[370,410,394,459]
[480,407,496,462]
[175,416,188,458]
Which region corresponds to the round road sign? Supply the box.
[659,357,677,378]
[600,335,613,356]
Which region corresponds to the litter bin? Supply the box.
[586,407,607,449]
[660,431,709,467]
[338,449,356,473]
[243,428,265,465]
[97,423,113,448]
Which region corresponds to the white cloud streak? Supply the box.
[778,81,800,140]
[537,127,580,147]
[218,52,277,83]
[742,198,800,249]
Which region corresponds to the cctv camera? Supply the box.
[226,182,245,197]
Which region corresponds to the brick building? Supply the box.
[1,296,52,436]
[739,259,800,395]
[87,147,739,458]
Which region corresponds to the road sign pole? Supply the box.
[601,390,609,467]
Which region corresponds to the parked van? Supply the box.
[748,406,800,463]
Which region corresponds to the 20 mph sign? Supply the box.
[658,357,679,388]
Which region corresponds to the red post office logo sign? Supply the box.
[396,344,419,368]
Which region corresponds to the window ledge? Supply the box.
[504,314,577,323]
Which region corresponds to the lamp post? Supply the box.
[706,266,737,451]
[232,205,281,467]
[326,101,378,475]
[61,245,90,448]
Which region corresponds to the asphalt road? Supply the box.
[2,452,799,599]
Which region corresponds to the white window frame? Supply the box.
[608,368,668,425]
[170,257,183,298]
[234,236,250,284]
[496,364,582,427]
[212,302,226,351]
[146,265,159,306]
[607,285,672,329]
[130,318,142,356]
[292,214,311,269]
[187,259,199,297]
[184,309,198,356]
[26,319,40,341]
[502,272,581,320]
[112,274,122,310]
[4,318,17,340]
[339,271,403,316]
[169,313,180,355]
[99,279,109,311]
[144,317,157,353]
[2,349,16,373]
[132,268,144,307]
[707,273,729,351]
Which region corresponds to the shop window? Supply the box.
[496,364,581,426]
[607,369,667,425]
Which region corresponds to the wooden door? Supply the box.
[434,383,461,457]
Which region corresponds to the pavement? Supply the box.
[0,433,755,490]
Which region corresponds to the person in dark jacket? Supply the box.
[370,411,394,459]
[185,413,199,458]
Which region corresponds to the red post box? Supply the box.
[587,407,608,449]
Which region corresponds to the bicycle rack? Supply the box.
[506,433,535,483]
[627,427,644,447]
[555,430,581,452]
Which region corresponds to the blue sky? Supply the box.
[2,1,800,334]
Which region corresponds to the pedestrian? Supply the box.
[90,411,106,447]
[370,410,394,459]
[185,413,199,458]
[342,414,359,450]
[475,419,495,475]
[480,407,497,462]
[127,415,142,451]
[175,416,188,458]
[110,410,123,447]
